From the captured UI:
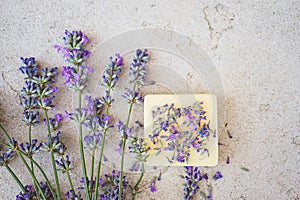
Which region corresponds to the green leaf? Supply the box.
[241,167,250,172]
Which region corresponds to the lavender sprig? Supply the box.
[128,49,149,86]
[55,30,92,92]
[101,54,123,92]
[94,54,124,199]
[55,30,92,200]
[56,155,75,192]
[118,49,149,199]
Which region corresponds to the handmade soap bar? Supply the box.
[144,94,218,166]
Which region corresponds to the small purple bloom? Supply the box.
[213,171,223,180]
[115,53,123,66]
[55,113,63,123]
[52,86,58,93]
[64,111,71,119]
[149,180,156,193]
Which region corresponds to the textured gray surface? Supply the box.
[0,0,299,199]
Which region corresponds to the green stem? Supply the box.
[134,162,145,190]
[62,156,75,192]
[17,152,47,200]
[94,89,111,198]
[90,149,95,187]
[18,150,57,200]
[78,91,91,200]
[94,129,107,199]
[28,125,34,172]
[67,170,75,193]
[44,109,61,200]
[28,125,40,200]
[5,165,26,192]
[0,141,10,147]
[118,102,134,199]
[0,123,11,141]
[118,81,138,199]
[131,162,145,200]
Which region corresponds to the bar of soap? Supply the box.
[144,94,218,166]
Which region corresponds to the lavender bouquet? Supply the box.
[0,30,221,200]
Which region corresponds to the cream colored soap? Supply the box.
[144,94,218,166]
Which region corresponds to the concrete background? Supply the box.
[0,0,299,199]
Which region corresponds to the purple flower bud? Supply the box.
[115,53,123,66]
[150,182,156,193]
[55,113,63,123]
[52,86,58,93]
[213,171,223,180]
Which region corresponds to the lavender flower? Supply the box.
[99,170,128,200]
[8,137,19,151]
[64,108,89,124]
[149,180,156,193]
[65,190,83,200]
[85,95,103,116]
[19,57,59,112]
[16,185,36,200]
[20,81,37,98]
[149,177,157,193]
[15,182,54,200]
[116,120,131,139]
[20,97,38,110]
[122,88,144,104]
[54,30,90,65]
[55,155,74,173]
[99,92,114,108]
[101,54,123,91]
[40,131,66,156]
[84,133,102,150]
[128,136,150,162]
[213,171,223,180]
[78,177,97,193]
[39,182,54,200]
[183,166,202,200]
[0,150,15,167]
[22,110,39,126]
[55,30,91,91]
[19,57,38,80]
[61,65,92,91]
[20,139,41,155]
[129,49,149,85]
[36,84,58,110]
[43,113,63,131]
[33,67,58,85]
